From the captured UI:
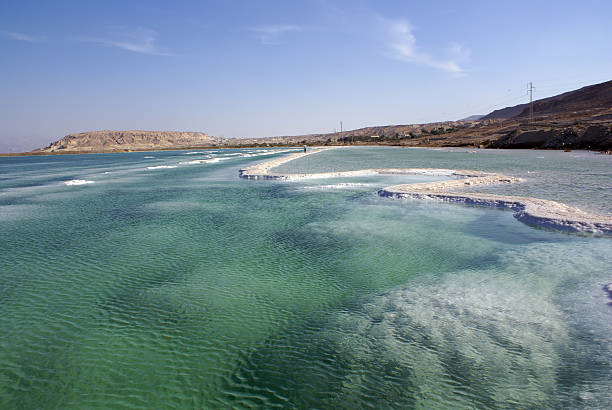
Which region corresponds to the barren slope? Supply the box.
[37,130,227,153]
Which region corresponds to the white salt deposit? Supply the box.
[146,165,178,170]
[63,179,95,186]
[239,147,612,235]
[303,183,374,190]
[179,160,208,165]
[180,157,235,165]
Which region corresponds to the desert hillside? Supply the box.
[37,130,227,153]
[482,80,612,120]
[31,80,612,154]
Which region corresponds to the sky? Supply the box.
[1,0,611,152]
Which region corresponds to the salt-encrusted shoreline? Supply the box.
[239,148,612,235]
[379,190,612,234]
[239,148,339,180]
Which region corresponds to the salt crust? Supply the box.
[239,148,612,235]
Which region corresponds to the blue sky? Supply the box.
[1,0,611,152]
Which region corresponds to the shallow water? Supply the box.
[0,147,611,408]
[275,146,612,215]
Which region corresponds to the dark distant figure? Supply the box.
[303,145,307,153]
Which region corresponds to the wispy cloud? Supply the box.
[1,31,45,43]
[81,28,173,56]
[383,18,468,75]
[249,24,301,45]
[315,2,470,76]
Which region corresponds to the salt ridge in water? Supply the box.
[146,165,178,170]
[303,183,375,190]
[180,157,233,165]
[63,179,95,186]
[240,148,612,235]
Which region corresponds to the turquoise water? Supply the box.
[276,146,612,215]
[0,147,611,408]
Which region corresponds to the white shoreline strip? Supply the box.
[239,148,612,235]
[238,148,333,180]
[63,179,95,186]
[378,189,612,235]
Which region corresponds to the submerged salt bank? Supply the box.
[239,148,612,235]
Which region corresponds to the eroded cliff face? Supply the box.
[491,125,612,151]
[37,130,227,152]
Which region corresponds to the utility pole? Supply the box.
[527,82,536,125]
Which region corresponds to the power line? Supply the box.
[527,82,536,124]
[446,77,611,123]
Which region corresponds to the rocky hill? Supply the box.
[37,130,228,153]
[482,80,612,120]
[481,104,528,120]
[30,80,612,154]
[459,115,485,121]
[515,80,612,118]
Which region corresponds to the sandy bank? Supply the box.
[239,148,612,235]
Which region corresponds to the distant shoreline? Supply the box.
[2,144,611,157]
[0,145,298,157]
[5,79,611,156]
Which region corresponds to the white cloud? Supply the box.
[250,24,301,45]
[383,18,468,75]
[2,31,45,42]
[82,28,173,56]
[314,3,470,76]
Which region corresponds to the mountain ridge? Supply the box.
[25,79,612,154]
[482,80,612,120]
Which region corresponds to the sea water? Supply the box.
[0,147,610,408]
